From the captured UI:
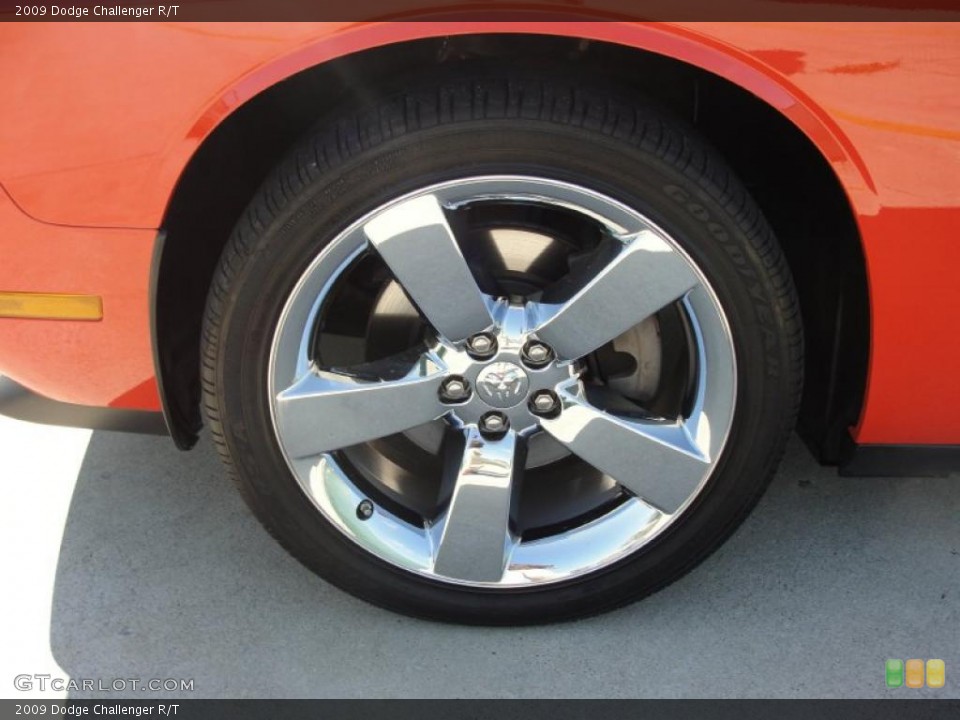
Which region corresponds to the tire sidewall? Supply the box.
[210,118,797,624]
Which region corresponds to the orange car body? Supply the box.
[0,20,957,470]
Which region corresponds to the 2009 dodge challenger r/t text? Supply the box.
[0,20,957,624]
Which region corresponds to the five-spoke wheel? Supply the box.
[202,72,801,623]
[268,177,736,586]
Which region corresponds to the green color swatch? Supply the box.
[886,659,904,688]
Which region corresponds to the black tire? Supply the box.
[201,67,802,625]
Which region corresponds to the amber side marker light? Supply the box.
[0,292,103,321]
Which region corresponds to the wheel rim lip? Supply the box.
[267,175,738,588]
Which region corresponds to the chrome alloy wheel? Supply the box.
[267,176,736,588]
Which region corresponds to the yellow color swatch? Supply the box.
[905,659,924,688]
[926,659,945,689]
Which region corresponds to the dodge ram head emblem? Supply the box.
[475,362,529,408]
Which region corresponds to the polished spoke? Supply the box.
[274,365,446,459]
[432,428,521,582]
[364,193,494,342]
[538,385,710,514]
[531,230,700,361]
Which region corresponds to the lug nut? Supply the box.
[466,333,497,359]
[439,376,471,403]
[479,411,509,436]
[529,390,560,417]
[521,341,554,368]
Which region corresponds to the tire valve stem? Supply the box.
[356,499,375,520]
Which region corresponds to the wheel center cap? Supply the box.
[475,362,529,408]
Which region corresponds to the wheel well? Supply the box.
[156,34,868,461]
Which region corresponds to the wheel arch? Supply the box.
[154,26,870,462]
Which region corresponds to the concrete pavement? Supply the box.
[1,414,957,698]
